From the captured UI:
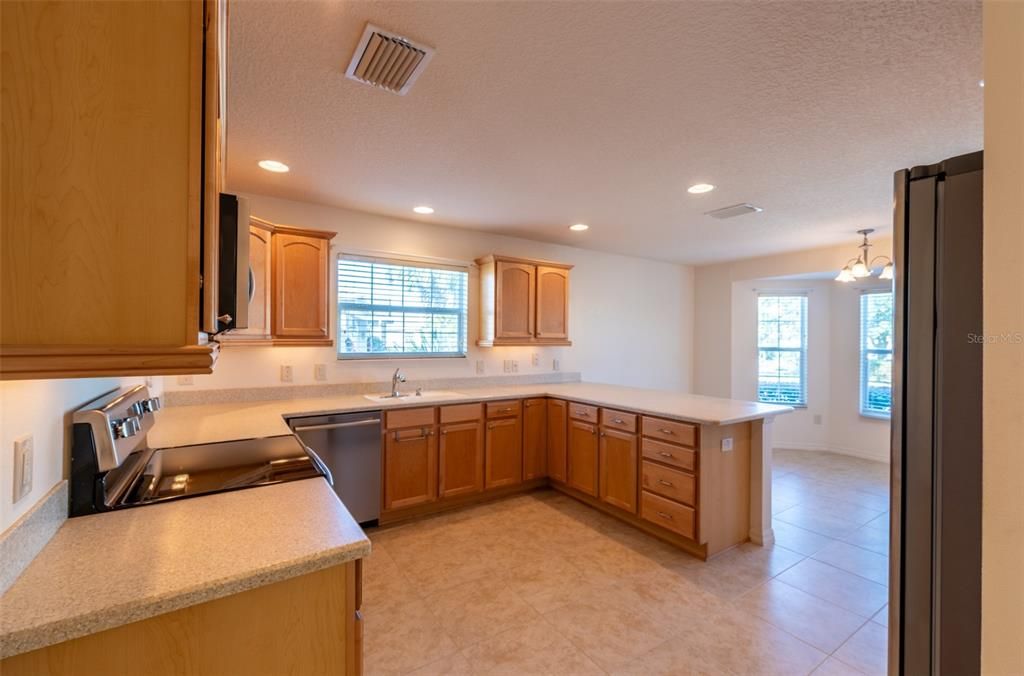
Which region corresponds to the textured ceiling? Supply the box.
[226,0,982,265]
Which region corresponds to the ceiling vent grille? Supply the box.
[704,203,764,219]
[345,24,435,95]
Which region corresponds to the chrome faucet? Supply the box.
[390,368,406,398]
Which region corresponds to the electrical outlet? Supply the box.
[721,437,734,453]
[531,353,539,367]
[12,435,33,504]
[280,365,293,383]
[813,414,823,425]
[314,364,327,381]
[511,360,519,373]
[502,360,512,374]
[144,376,154,388]
[552,359,561,372]
[177,375,194,386]
[475,360,485,375]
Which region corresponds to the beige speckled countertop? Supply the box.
[148,381,791,448]
[0,478,369,659]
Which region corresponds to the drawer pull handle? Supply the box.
[659,428,674,435]
[395,428,429,442]
[577,410,589,416]
[612,418,625,424]
[658,451,675,458]
[658,479,674,487]
[497,407,513,413]
[656,511,674,520]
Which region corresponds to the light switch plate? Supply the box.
[721,437,734,452]
[280,365,293,382]
[177,375,194,386]
[552,359,561,371]
[531,353,539,367]
[314,364,327,381]
[475,360,485,375]
[12,435,33,504]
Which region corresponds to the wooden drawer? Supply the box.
[440,402,482,423]
[568,402,598,422]
[641,491,696,539]
[386,407,436,429]
[641,461,696,506]
[486,400,522,418]
[641,416,697,447]
[600,408,637,433]
[641,437,697,473]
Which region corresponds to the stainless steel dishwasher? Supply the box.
[289,410,382,526]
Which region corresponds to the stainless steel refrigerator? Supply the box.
[890,151,983,675]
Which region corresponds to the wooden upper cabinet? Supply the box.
[546,399,568,483]
[567,419,599,496]
[0,0,225,380]
[476,255,572,347]
[485,416,523,489]
[535,266,570,341]
[523,398,548,480]
[220,218,273,342]
[384,425,438,511]
[272,226,336,345]
[439,420,484,499]
[599,427,638,514]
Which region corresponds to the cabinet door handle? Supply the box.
[656,511,674,521]
[394,429,429,442]
[658,451,675,459]
[600,431,606,437]
[658,479,674,487]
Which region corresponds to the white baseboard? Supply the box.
[774,441,890,464]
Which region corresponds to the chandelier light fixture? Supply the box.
[835,229,894,282]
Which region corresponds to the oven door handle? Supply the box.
[303,445,334,487]
[292,418,381,433]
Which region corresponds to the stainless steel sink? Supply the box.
[363,390,463,402]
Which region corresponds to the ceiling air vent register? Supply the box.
[704,203,764,220]
[345,24,435,95]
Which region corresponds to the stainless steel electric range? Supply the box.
[69,385,331,517]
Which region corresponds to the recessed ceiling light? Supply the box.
[413,205,434,214]
[687,183,715,194]
[569,223,589,231]
[258,160,289,173]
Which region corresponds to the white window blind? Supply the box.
[337,254,468,359]
[757,293,808,406]
[860,290,894,417]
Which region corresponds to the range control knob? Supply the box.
[141,397,162,414]
[112,416,142,439]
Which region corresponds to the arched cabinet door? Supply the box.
[495,261,536,340]
[272,227,333,343]
[535,266,569,341]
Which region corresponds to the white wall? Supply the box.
[0,377,143,532]
[695,240,893,461]
[981,2,1024,671]
[166,194,695,392]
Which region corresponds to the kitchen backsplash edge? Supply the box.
[164,372,583,407]
[0,481,67,596]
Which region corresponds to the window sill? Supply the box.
[337,354,467,361]
[758,402,807,409]
[860,411,891,421]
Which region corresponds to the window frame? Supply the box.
[756,292,809,407]
[336,253,469,361]
[859,289,894,419]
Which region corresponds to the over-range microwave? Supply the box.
[215,193,251,333]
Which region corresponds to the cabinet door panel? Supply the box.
[547,399,568,483]
[273,233,328,339]
[567,420,598,496]
[523,399,547,480]
[535,266,569,340]
[384,427,437,510]
[485,417,523,489]
[439,421,484,498]
[495,262,535,339]
[600,428,638,513]
[231,223,272,338]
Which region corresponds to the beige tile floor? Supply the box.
[363,449,890,675]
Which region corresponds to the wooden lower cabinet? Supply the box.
[599,427,638,513]
[567,419,599,496]
[439,420,484,498]
[546,399,568,482]
[384,426,437,510]
[523,398,547,480]
[0,562,363,675]
[485,416,523,489]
